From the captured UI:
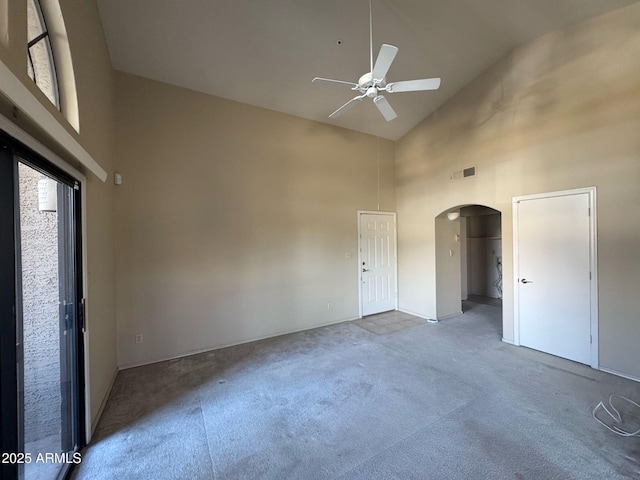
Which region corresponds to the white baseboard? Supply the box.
[501,337,515,345]
[118,316,360,370]
[599,367,640,383]
[437,311,463,321]
[397,308,434,321]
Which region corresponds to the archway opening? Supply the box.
[435,204,502,337]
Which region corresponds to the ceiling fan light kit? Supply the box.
[312,0,441,122]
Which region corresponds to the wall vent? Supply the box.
[450,166,477,182]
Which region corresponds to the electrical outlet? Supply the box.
[135,334,143,344]
[327,303,332,310]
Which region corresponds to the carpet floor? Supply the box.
[72,299,640,479]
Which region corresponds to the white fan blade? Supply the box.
[372,44,398,82]
[373,95,397,121]
[329,95,365,118]
[386,78,441,93]
[313,77,358,88]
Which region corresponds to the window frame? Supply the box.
[27,0,61,110]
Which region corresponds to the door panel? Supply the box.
[517,193,591,364]
[17,162,80,480]
[0,137,19,480]
[360,213,396,316]
[0,132,84,480]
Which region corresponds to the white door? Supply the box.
[359,213,397,316]
[515,192,593,365]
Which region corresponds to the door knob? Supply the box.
[521,278,533,284]
[362,268,370,272]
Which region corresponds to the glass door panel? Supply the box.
[16,161,78,480]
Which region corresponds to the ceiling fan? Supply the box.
[312,0,441,121]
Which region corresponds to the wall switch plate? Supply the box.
[135,333,143,344]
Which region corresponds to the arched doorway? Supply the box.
[435,205,502,337]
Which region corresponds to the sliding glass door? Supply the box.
[0,132,85,480]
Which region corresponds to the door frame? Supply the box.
[0,114,92,444]
[357,210,398,318]
[512,187,598,368]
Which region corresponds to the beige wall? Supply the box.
[114,72,395,367]
[63,0,118,427]
[434,215,461,320]
[1,0,117,426]
[396,4,640,378]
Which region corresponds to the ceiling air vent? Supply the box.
[450,166,477,182]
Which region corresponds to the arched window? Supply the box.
[27,0,59,108]
[26,0,80,132]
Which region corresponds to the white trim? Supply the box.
[0,113,85,182]
[397,308,432,321]
[119,316,361,370]
[83,329,92,441]
[512,187,595,203]
[357,210,398,318]
[512,201,521,347]
[599,367,640,384]
[512,187,598,369]
[0,59,106,181]
[501,337,515,345]
[589,189,599,369]
[81,185,91,441]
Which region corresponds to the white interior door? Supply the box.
[515,191,593,365]
[359,212,397,316]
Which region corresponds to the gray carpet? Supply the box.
[72,299,640,479]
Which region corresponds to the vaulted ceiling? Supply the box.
[97,0,637,140]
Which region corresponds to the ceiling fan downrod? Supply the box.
[311,0,442,122]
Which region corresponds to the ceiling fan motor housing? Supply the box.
[358,72,385,93]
